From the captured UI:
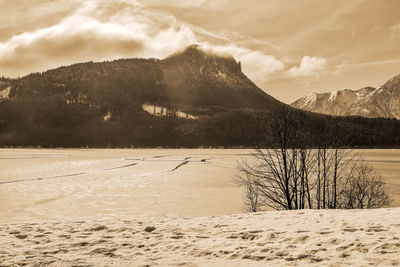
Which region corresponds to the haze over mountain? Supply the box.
[291,74,400,119]
[0,46,399,147]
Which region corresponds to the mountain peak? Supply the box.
[168,45,233,58]
[165,45,241,72]
[157,45,279,110]
[181,44,205,55]
[388,73,400,83]
[380,74,400,93]
[167,45,206,60]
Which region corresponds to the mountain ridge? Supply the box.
[291,74,400,119]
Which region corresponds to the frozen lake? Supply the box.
[1,149,399,223]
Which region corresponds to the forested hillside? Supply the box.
[0,46,399,147]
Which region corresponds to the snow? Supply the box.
[103,111,111,121]
[0,208,399,266]
[355,87,376,101]
[0,149,399,266]
[0,86,11,100]
[142,104,198,119]
[300,92,317,109]
[360,108,371,114]
[329,90,338,101]
[216,70,227,80]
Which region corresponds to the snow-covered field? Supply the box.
[0,208,399,266]
[0,149,246,223]
[0,149,399,266]
[0,149,399,223]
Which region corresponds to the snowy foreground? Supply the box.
[1,208,399,266]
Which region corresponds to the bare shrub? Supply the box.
[338,163,390,209]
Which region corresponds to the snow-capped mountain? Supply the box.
[291,74,400,119]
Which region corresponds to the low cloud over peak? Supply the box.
[288,56,327,77]
[0,0,284,86]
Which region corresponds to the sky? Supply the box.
[1,0,400,103]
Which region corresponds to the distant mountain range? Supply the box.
[0,46,399,147]
[291,74,400,119]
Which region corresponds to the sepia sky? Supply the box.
[1,0,400,103]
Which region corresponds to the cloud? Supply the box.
[201,44,284,84]
[288,56,327,77]
[333,61,347,75]
[0,0,284,86]
[143,0,208,8]
[390,24,400,40]
[0,1,197,76]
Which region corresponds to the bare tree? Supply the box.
[236,149,297,211]
[235,109,390,211]
[236,109,316,211]
[237,148,390,211]
[235,165,260,212]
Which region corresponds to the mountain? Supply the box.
[0,45,286,147]
[291,74,400,119]
[4,45,282,115]
[0,46,399,148]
